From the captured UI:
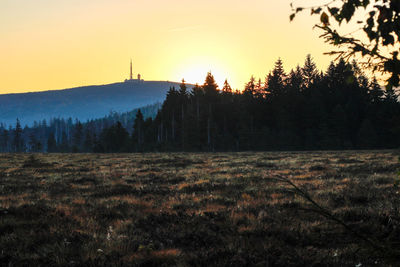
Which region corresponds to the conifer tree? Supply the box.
[0,129,9,152]
[28,133,41,152]
[203,72,219,100]
[60,131,69,152]
[114,121,130,152]
[302,54,318,89]
[222,79,232,94]
[13,119,23,152]
[72,122,83,152]
[369,77,384,103]
[179,79,188,100]
[244,76,256,96]
[179,79,188,150]
[83,130,93,152]
[287,67,303,94]
[255,78,264,96]
[133,109,144,151]
[47,132,57,152]
[265,58,286,98]
[202,72,219,150]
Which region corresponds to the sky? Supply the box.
[0,0,340,94]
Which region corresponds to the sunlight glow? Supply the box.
[0,0,336,93]
[175,57,229,88]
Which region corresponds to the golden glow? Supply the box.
[175,56,229,87]
[0,0,337,93]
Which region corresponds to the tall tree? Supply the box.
[222,79,232,94]
[302,54,318,89]
[202,72,219,151]
[265,58,286,98]
[72,121,83,152]
[83,129,93,152]
[178,79,188,150]
[59,131,69,152]
[244,76,256,97]
[0,129,9,152]
[369,77,385,103]
[13,119,23,152]
[28,133,41,152]
[203,72,219,100]
[133,109,145,151]
[47,132,57,152]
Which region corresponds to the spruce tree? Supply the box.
[28,133,40,152]
[72,122,83,152]
[133,109,144,151]
[203,72,219,100]
[265,58,286,98]
[0,129,9,152]
[302,54,318,89]
[60,131,69,152]
[369,77,384,103]
[244,76,256,96]
[47,132,57,152]
[179,80,187,150]
[83,130,93,152]
[13,119,23,152]
[222,79,232,94]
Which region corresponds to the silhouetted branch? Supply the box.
[272,175,388,253]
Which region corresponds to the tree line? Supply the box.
[0,103,160,153]
[1,55,399,153]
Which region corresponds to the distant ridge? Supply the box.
[0,81,188,126]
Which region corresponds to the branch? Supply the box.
[271,175,389,253]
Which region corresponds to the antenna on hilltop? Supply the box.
[130,59,133,80]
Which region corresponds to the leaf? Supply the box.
[341,3,355,22]
[383,34,394,46]
[328,7,339,16]
[296,7,303,13]
[362,0,370,8]
[334,36,341,45]
[311,7,322,15]
[320,12,330,26]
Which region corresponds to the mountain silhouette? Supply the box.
[0,81,189,126]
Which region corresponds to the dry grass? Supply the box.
[1,151,400,266]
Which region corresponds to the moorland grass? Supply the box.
[1,151,400,266]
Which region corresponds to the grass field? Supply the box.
[1,151,400,266]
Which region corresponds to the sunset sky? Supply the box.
[1,0,339,94]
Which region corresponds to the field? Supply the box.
[1,151,400,266]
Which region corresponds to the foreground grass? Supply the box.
[1,151,400,266]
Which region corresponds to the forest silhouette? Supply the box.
[1,55,399,153]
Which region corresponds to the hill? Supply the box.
[0,81,186,126]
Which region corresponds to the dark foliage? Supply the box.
[1,56,399,152]
[291,0,400,88]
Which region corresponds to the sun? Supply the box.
[175,58,228,88]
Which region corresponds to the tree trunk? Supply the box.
[182,104,185,150]
[172,112,175,141]
[208,104,212,150]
